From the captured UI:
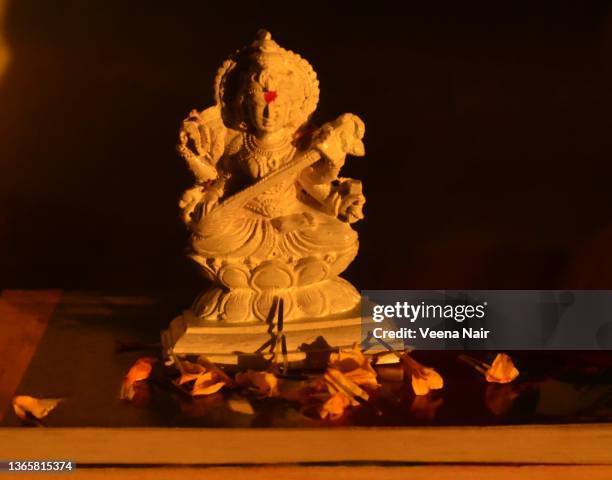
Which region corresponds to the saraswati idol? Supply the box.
[163,30,367,362]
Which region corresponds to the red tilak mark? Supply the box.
[264,91,278,104]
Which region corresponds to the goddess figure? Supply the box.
[177,30,366,325]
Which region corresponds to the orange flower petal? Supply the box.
[403,355,444,396]
[329,344,367,371]
[485,353,519,384]
[344,367,379,389]
[319,392,351,420]
[12,396,63,421]
[192,380,226,396]
[324,368,367,404]
[411,368,444,396]
[120,357,156,400]
[176,360,207,385]
[181,360,206,375]
[227,396,255,415]
[175,358,229,396]
[235,370,278,397]
[328,343,379,389]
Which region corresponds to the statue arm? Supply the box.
[178,106,227,181]
[297,113,367,223]
[177,105,231,225]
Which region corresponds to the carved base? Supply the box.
[161,306,365,366]
[191,276,361,323]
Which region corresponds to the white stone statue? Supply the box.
[164,30,366,361]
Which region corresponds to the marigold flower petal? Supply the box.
[235,370,279,397]
[12,396,63,421]
[319,392,351,420]
[175,358,229,396]
[120,357,156,400]
[485,353,519,384]
[403,354,444,396]
[192,380,226,396]
[328,343,379,389]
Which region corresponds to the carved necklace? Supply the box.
[242,133,295,178]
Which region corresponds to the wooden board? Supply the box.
[1,424,612,465]
[2,290,612,475]
[10,466,612,480]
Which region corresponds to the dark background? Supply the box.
[1,1,612,292]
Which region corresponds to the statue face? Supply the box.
[244,66,297,135]
[246,87,290,135]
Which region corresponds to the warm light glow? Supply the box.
[0,0,9,82]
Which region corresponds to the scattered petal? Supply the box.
[235,370,278,397]
[12,396,63,421]
[196,355,234,385]
[374,351,401,365]
[329,343,368,371]
[227,396,255,415]
[319,392,351,420]
[324,368,367,404]
[120,357,156,400]
[328,343,379,389]
[192,373,226,396]
[175,358,229,396]
[176,360,206,385]
[402,354,444,396]
[486,353,519,384]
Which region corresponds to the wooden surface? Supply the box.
[10,466,612,480]
[2,290,612,479]
[1,424,612,464]
[0,290,62,420]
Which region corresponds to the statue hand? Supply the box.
[178,106,226,183]
[179,186,206,225]
[313,113,365,167]
[339,194,365,223]
[179,186,222,226]
[328,178,365,223]
[200,189,221,215]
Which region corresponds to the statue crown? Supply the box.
[214,30,320,130]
